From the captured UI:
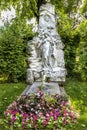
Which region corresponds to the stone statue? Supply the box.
[26,3,67,84]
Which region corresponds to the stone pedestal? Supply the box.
[27,82,60,95]
[21,82,67,96]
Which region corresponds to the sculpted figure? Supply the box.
[41,33,50,69]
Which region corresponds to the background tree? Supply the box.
[0,0,87,82]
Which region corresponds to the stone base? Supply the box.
[21,82,67,96]
[26,67,67,84]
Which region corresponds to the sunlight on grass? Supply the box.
[65,78,87,130]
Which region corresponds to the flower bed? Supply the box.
[4,91,77,129]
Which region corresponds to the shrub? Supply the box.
[75,20,87,81]
[0,20,34,82]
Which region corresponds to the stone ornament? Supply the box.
[27,3,67,84]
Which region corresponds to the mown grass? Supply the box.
[65,78,87,130]
[0,83,26,118]
[0,78,87,130]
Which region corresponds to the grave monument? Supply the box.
[24,2,67,95]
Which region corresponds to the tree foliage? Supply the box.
[0,0,87,81]
[55,11,80,76]
[0,0,38,20]
[75,20,87,80]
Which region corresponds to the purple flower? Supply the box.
[53,115,57,121]
[63,117,67,124]
[22,126,25,129]
[33,115,38,121]
[49,112,53,116]
[43,120,48,126]
[12,110,18,115]
[62,101,67,106]
[11,116,16,121]
[55,110,61,117]
[22,113,28,117]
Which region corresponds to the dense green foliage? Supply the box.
[75,20,87,80]
[56,11,80,76]
[0,0,87,81]
[53,0,87,80]
[0,19,34,82]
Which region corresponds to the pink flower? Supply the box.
[22,113,28,117]
[63,117,67,124]
[45,117,49,122]
[10,121,14,125]
[13,101,17,107]
[30,113,33,117]
[22,121,26,125]
[62,101,67,106]
[53,115,57,121]
[33,115,38,121]
[49,112,53,116]
[64,109,67,116]
[55,110,61,117]
[43,120,48,126]
[46,113,50,117]
[22,126,25,129]
[11,116,16,121]
[12,110,18,115]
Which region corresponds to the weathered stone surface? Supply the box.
[26,3,67,84]
[26,69,34,84]
[22,82,60,95]
[21,82,67,96]
[60,87,67,96]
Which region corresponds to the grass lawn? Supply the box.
[0,78,87,130]
[65,78,87,130]
[0,83,26,118]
